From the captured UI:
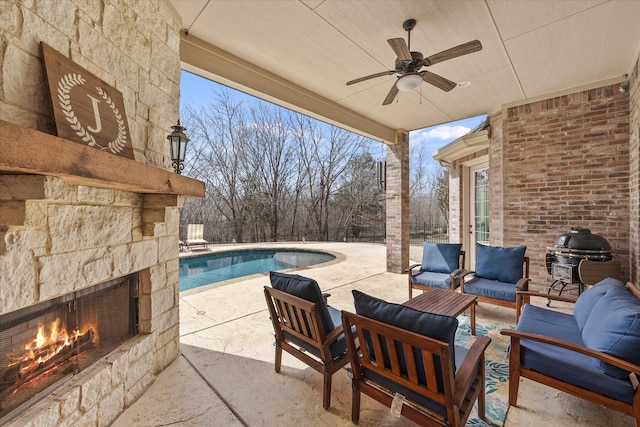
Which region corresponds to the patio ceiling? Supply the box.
[168,0,640,143]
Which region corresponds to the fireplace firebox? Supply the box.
[0,274,139,422]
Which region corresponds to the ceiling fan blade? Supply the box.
[422,72,457,92]
[346,70,395,86]
[382,82,399,105]
[425,40,482,66]
[387,38,412,62]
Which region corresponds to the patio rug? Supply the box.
[456,315,511,427]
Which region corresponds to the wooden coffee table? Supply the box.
[403,288,478,335]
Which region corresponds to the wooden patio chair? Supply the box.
[342,291,491,426]
[264,271,350,409]
[405,242,465,299]
[459,243,530,321]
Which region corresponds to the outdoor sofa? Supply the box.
[501,278,640,425]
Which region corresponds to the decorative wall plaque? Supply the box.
[41,43,134,159]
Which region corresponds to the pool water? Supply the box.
[179,249,335,291]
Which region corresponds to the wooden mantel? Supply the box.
[0,119,204,197]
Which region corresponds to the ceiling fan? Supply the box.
[346,19,482,105]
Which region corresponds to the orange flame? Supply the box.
[15,318,96,375]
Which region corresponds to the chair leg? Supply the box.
[477,377,486,420]
[408,281,413,300]
[322,371,332,409]
[274,345,282,373]
[352,382,361,424]
[508,340,521,406]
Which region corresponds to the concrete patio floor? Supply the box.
[112,242,635,427]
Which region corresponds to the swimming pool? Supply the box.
[178,249,336,291]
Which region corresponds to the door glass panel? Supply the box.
[474,168,490,245]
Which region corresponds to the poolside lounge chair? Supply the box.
[186,224,208,250]
[264,271,350,409]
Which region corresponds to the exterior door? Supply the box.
[467,164,490,269]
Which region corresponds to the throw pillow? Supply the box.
[421,242,463,274]
[352,290,458,369]
[475,243,526,284]
[582,285,640,378]
[269,271,334,333]
[573,277,625,330]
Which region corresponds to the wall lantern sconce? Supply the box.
[167,120,189,174]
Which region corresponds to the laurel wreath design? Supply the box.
[96,87,127,153]
[57,73,128,154]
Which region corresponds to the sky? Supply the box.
[179,70,485,169]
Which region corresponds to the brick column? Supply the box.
[386,131,409,273]
[630,59,640,283]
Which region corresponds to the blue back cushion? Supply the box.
[582,286,640,378]
[573,278,625,330]
[352,290,458,372]
[269,271,334,333]
[421,242,462,274]
[475,243,526,284]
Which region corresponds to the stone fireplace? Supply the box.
[0,148,202,426]
[0,274,138,423]
[0,1,204,425]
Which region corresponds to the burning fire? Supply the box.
[5,318,98,387]
[21,319,82,372]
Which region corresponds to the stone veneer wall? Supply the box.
[489,82,630,287]
[0,1,183,425]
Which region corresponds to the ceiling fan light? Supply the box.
[396,73,423,91]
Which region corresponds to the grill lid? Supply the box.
[554,227,611,251]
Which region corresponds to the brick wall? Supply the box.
[386,131,409,273]
[450,148,489,246]
[496,83,630,287]
[630,59,640,283]
[488,111,505,245]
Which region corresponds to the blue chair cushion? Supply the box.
[573,277,625,330]
[582,286,640,378]
[410,270,455,290]
[517,304,634,403]
[352,290,458,370]
[462,277,517,302]
[353,290,461,421]
[421,242,462,274]
[475,243,526,284]
[270,271,334,333]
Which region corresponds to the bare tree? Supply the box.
[298,123,370,239]
[245,103,298,241]
[181,86,381,243]
[182,90,252,242]
[332,151,384,239]
[434,166,450,226]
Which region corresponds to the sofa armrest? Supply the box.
[453,335,491,406]
[500,329,640,375]
[515,290,577,320]
[516,290,578,304]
